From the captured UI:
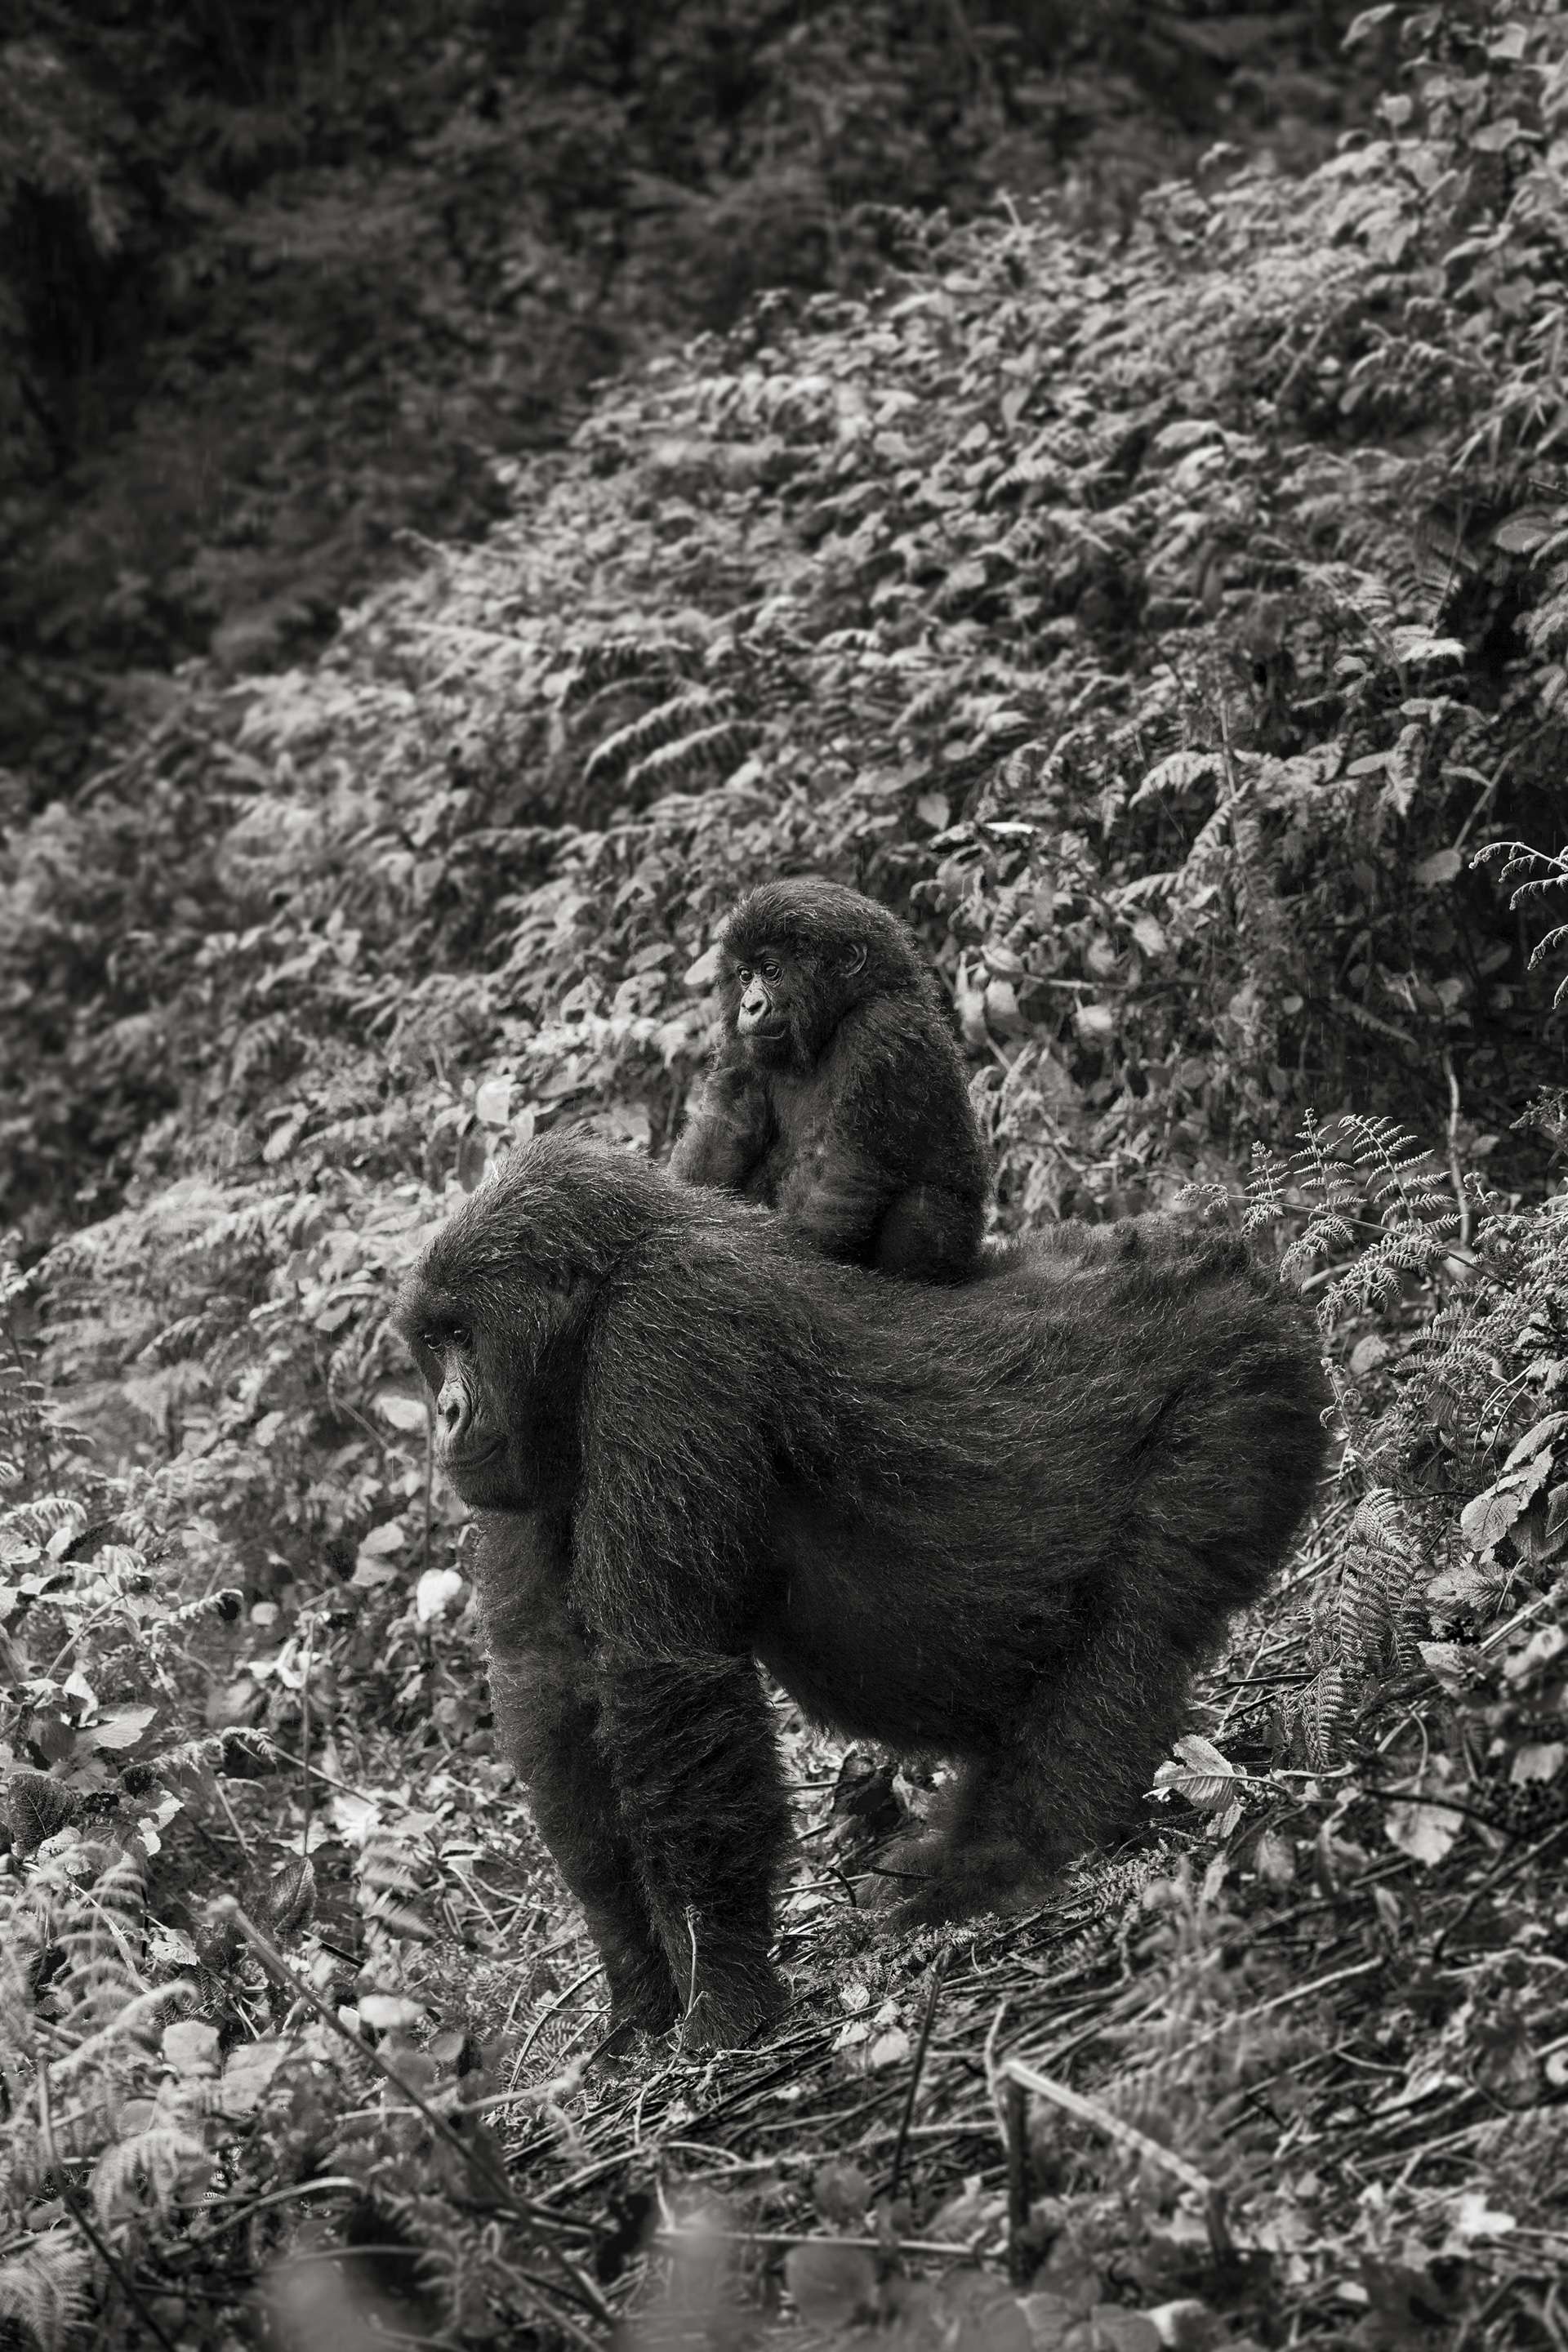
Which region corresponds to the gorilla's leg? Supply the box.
[888,1601,1191,1928]
[473,1517,678,2036]
[597,1655,792,2051]
[497,1664,681,2035]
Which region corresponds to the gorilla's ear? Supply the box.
[840,942,868,978]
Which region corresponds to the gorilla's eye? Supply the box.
[761,960,782,982]
[425,1325,470,1352]
[736,966,753,985]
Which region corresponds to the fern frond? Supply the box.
[1335,1489,1419,1679]
[1298,1662,1354,1767]
[54,1985,195,2087]
[562,635,699,702]
[1280,1209,1354,1290]
[0,2233,91,2352]
[626,719,762,795]
[145,1588,246,1646]
[1288,1109,1361,1214]
[584,687,736,787]
[1526,920,1568,1004]
[1340,1114,1448,1218]
[1325,1361,1374,1459]
[1129,750,1223,808]
[1323,1223,1458,1321]
[1111,869,1181,906]
[1474,837,1568,880]
[1347,1486,1414,1556]
[0,1493,86,1549]
[91,2123,209,2225]
[901,675,960,731]
[1243,1143,1288,1233]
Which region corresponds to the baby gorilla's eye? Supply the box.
[761,960,782,982]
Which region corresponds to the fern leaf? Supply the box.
[1243,1143,1287,1233]
[1299,1663,1354,1768]
[0,2233,91,2352]
[1335,1489,1418,1678]
[627,719,761,795]
[1130,750,1223,807]
[91,2123,209,2225]
[55,1985,196,2091]
[584,687,733,788]
[563,635,697,702]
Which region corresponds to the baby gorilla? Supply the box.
[670,877,988,1281]
[397,1137,1328,2054]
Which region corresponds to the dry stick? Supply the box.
[982,1996,1012,2087]
[421,1396,435,1584]
[858,2121,999,2154]
[1455,2276,1526,2352]
[1004,2077,1033,2287]
[657,2227,987,2261]
[501,1922,587,2036]
[887,1953,947,2203]
[681,1906,702,2030]
[1356,1784,1526,1840]
[252,1734,434,1814]
[160,2176,359,2257]
[1442,1049,1474,1248]
[34,2056,184,2352]
[208,1772,255,1864]
[1479,1586,1560,1656]
[444,1860,503,1934]
[1434,1816,1568,1960]
[1000,2057,1234,2264]
[296,1619,314,1863]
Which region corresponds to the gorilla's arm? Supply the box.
[468,1515,679,2034]
[595,1652,791,2043]
[776,1003,984,1279]
[668,1058,773,1191]
[572,1268,799,2044]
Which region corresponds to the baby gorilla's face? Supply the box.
[731,942,797,1061]
[724,922,868,1070]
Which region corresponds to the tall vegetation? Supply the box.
[2,2,1568,2341]
[0,0,1368,770]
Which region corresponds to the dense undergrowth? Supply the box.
[4,2,1568,2345]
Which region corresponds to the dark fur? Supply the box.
[397,1139,1328,2051]
[670,879,988,1281]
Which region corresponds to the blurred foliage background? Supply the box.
[2,0,1374,782]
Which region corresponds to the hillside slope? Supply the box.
[2,7,1568,2344]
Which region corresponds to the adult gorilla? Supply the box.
[397,1138,1327,2052]
[671,879,988,1281]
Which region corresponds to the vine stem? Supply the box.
[1442,1048,1473,1247]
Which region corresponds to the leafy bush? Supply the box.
[4,2,1568,2339]
[10,0,1567,1241]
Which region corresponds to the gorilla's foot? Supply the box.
[676,1964,789,2056]
[604,1949,682,2039]
[872,1829,1056,1930]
